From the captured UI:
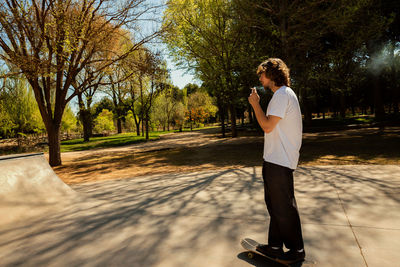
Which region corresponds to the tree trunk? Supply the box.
[221,110,226,138]
[300,87,312,125]
[136,122,141,136]
[390,43,399,114]
[78,94,93,142]
[279,0,289,61]
[117,118,122,134]
[226,108,230,127]
[217,98,226,138]
[131,108,141,136]
[366,40,385,121]
[47,123,62,166]
[229,104,237,137]
[339,90,346,119]
[145,113,149,140]
[82,110,92,142]
[141,112,145,136]
[116,104,123,134]
[248,103,253,124]
[372,74,385,121]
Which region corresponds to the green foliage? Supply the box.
[0,106,15,138]
[93,97,114,119]
[0,76,45,138]
[183,83,201,96]
[173,102,186,129]
[187,91,218,124]
[151,93,170,129]
[94,109,115,135]
[151,85,184,130]
[164,0,400,126]
[163,0,244,102]
[125,110,137,132]
[61,105,78,134]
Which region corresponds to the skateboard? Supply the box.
[240,238,316,267]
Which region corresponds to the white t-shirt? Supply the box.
[263,86,302,170]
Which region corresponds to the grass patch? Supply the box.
[309,115,375,127]
[60,126,220,152]
[0,126,220,156]
[178,125,220,132]
[61,131,172,152]
[308,113,400,128]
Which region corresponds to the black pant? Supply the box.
[262,161,304,250]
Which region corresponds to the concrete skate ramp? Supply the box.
[0,153,77,224]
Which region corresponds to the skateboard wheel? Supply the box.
[247,252,254,259]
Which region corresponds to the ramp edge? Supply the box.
[0,152,44,161]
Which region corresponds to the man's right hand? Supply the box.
[248,87,260,107]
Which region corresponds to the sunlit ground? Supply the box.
[53,126,400,185]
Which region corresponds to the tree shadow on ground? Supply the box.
[1,165,398,266]
[55,127,400,184]
[0,168,263,266]
[300,127,400,164]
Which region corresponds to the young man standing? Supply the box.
[248,58,305,264]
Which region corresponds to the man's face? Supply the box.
[259,72,273,90]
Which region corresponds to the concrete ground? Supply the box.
[0,165,399,267]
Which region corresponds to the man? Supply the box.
[248,58,305,264]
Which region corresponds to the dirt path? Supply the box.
[54,128,264,184]
[54,127,400,185]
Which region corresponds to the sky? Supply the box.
[66,0,198,114]
[136,0,200,89]
[166,58,200,89]
[169,67,195,89]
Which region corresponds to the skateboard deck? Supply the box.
[240,238,316,267]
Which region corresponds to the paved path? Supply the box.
[0,165,399,267]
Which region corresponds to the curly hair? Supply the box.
[256,58,291,87]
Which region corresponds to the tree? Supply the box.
[0,101,15,138]
[134,50,169,139]
[120,45,148,136]
[106,67,129,134]
[145,55,169,138]
[102,31,146,135]
[184,83,200,96]
[173,101,186,131]
[61,105,78,136]
[151,94,169,131]
[151,84,181,131]
[0,73,45,137]
[75,64,105,142]
[235,0,391,124]
[187,91,217,129]
[163,0,246,137]
[125,110,137,132]
[0,0,163,166]
[94,109,115,135]
[93,97,114,118]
